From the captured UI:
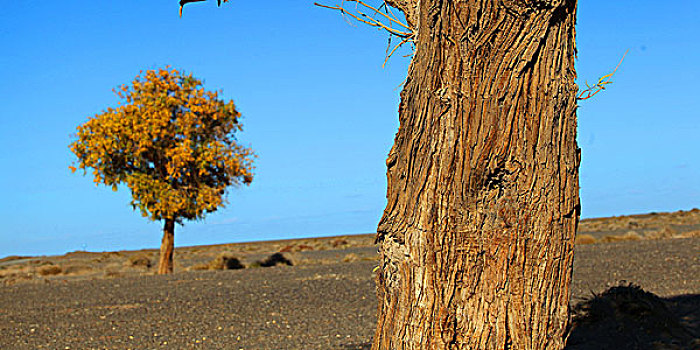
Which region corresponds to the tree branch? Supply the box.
[577,50,628,101]
[178,0,417,65]
[383,0,417,28]
[315,1,416,64]
[179,0,223,17]
[315,1,414,38]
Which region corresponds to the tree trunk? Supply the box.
[374,1,579,349]
[157,218,175,274]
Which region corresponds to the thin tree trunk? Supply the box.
[158,218,175,274]
[374,1,579,349]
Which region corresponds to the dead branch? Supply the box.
[383,35,412,67]
[577,50,628,101]
[315,1,414,38]
[179,0,223,18]
[179,0,416,64]
[315,1,415,65]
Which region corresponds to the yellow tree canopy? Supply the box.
[70,67,254,223]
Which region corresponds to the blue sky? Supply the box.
[0,1,698,257]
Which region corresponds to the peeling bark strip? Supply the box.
[374,1,579,349]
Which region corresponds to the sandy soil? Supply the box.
[0,209,698,349]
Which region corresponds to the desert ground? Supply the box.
[1,209,698,349]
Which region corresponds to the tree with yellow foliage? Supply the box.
[70,67,254,274]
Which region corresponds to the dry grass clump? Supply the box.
[600,231,642,243]
[644,226,677,240]
[0,260,62,280]
[675,229,700,238]
[93,251,124,263]
[37,264,62,276]
[62,264,94,276]
[575,234,597,245]
[126,254,152,268]
[2,274,33,286]
[331,239,349,248]
[192,252,244,271]
[0,265,33,280]
[104,270,125,278]
[342,253,359,263]
[242,244,260,252]
[278,245,294,253]
[279,244,315,253]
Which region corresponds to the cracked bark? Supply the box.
[157,218,175,274]
[373,0,579,349]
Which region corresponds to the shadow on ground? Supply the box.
[566,284,699,349]
[339,285,699,350]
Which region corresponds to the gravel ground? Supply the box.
[1,238,698,349]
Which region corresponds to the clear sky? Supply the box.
[1,1,698,258]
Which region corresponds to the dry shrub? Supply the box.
[600,231,642,243]
[343,253,359,263]
[37,264,62,276]
[95,251,123,262]
[193,252,244,270]
[644,226,677,240]
[0,265,32,279]
[62,264,94,275]
[215,253,244,270]
[126,254,152,268]
[625,219,641,229]
[104,270,124,278]
[332,239,349,248]
[278,244,314,253]
[575,234,597,245]
[251,253,292,268]
[3,274,33,286]
[297,244,315,252]
[675,229,700,238]
[243,245,259,252]
[290,257,313,266]
[279,245,295,253]
[103,251,123,258]
[568,283,696,349]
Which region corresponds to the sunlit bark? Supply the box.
[373,1,580,349]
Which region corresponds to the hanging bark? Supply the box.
[157,218,176,274]
[374,0,580,349]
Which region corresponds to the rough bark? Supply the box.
[157,218,175,274]
[373,0,580,349]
